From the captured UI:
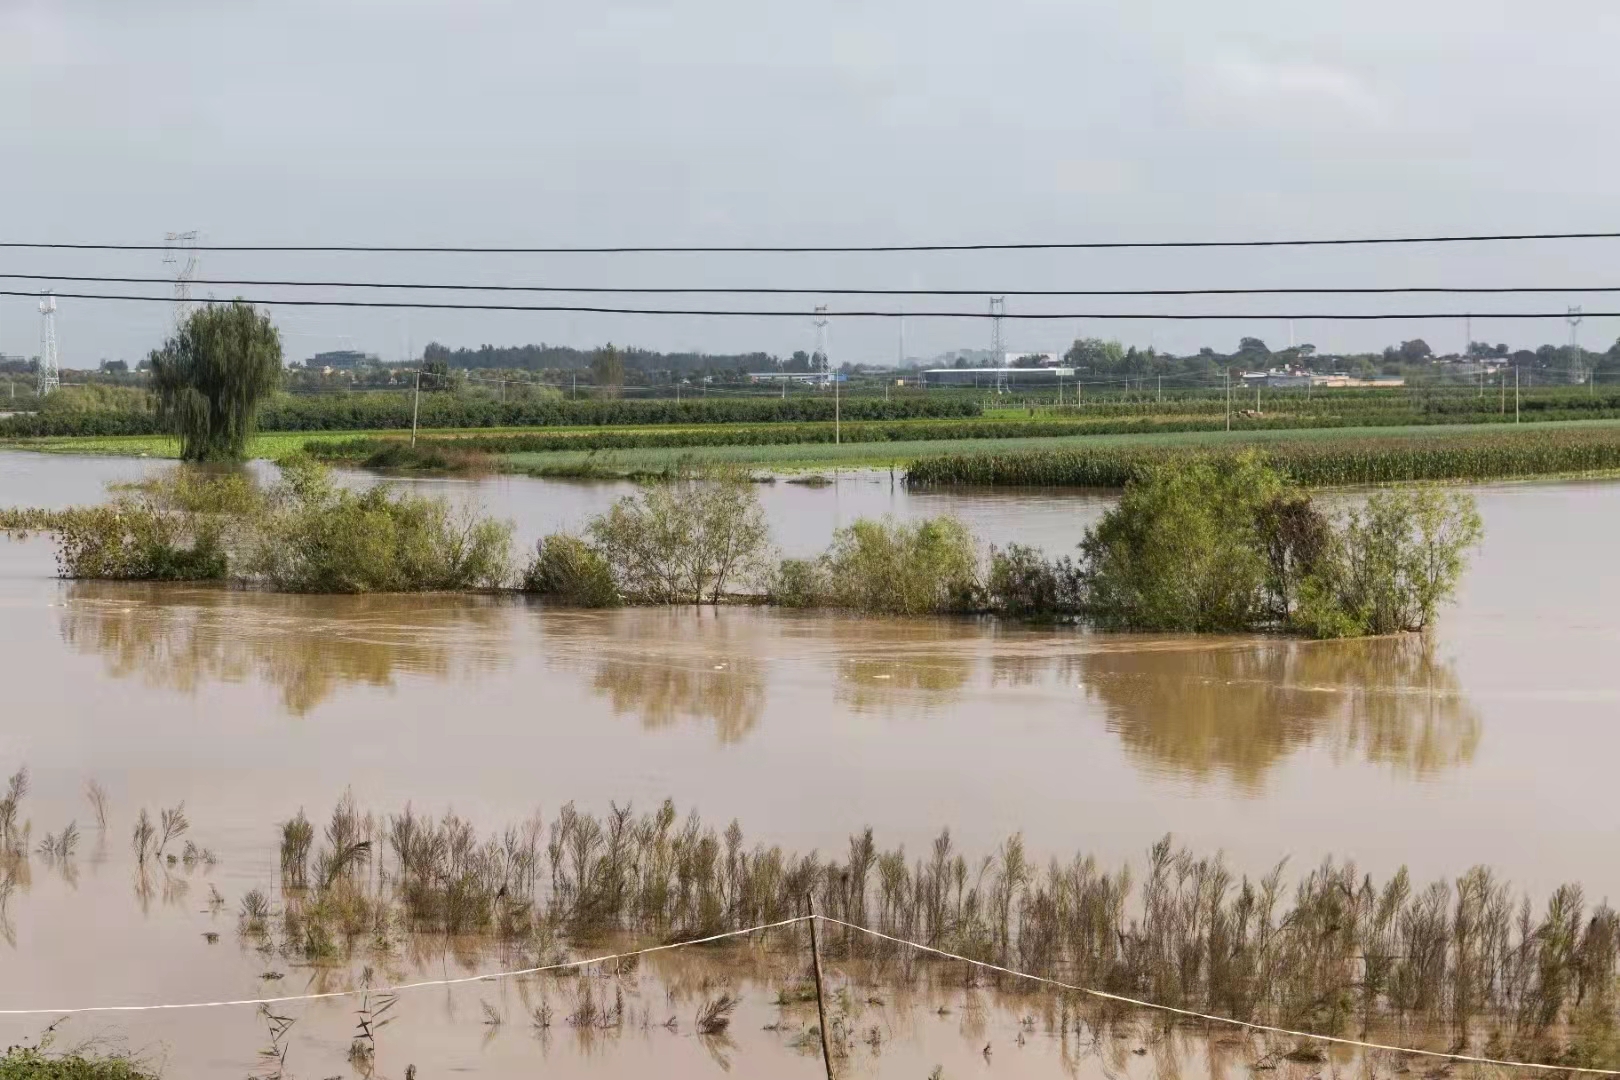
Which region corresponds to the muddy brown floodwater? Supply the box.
[2,451,1619,1078]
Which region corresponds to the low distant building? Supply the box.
[921,366,1075,387]
[307,350,379,369]
[1241,369,1406,388]
[1006,352,1061,367]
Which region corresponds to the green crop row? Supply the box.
[905,425,1620,488]
[0,391,982,438]
[313,407,1620,464]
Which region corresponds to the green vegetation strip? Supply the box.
[906,421,1620,487]
[0,391,981,439]
[305,408,1620,466]
[0,1045,155,1080]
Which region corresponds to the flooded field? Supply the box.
[2,451,1619,1077]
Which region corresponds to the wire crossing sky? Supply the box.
[6,0,1620,362]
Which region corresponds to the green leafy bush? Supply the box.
[587,473,771,604]
[984,543,1082,619]
[522,534,620,607]
[46,469,257,581]
[818,516,980,615]
[1075,458,1482,635]
[767,558,828,608]
[240,458,513,592]
[1080,457,1283,632]
[1316,487,1484,636]
[35,384,153,415]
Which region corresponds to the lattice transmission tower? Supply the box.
[1568,306,1584,384]
[813,305,831,383]
[163,231,201,323]
[989,296,1007,393]
[37,294,59,396]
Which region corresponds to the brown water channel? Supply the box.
[1,451,1617,1077]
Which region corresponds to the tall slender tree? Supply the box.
[590,342,625,397]
[148,302,282,461]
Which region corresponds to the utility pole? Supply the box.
[834,370,840,444]
[410,364,422,447]
[1225,369,1232,431]
[1157,375,1161,403]
[1515,366,1520,423]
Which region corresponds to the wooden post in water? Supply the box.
[807,894,835,1080]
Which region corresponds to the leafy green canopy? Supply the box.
[149,301,283,461]
[1080,455,1483,636]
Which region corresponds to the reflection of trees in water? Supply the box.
[59,582,509,716]
[832,619,985,716]
[1078,635,1480,788]
[565,610,769,743]
[559,608,1479,781]
[590,656,767,744]
[835,654,974,715]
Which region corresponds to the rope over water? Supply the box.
[1,914,1613,1075]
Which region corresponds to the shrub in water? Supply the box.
[587,473,770,604]
[1304,486,1483,637]
[984,543,1082,619]
[767,558,828,608]
[1080,456,1283,632]
[1078,456,1482,636]
[240,457,513,592]
[820,516,980,615]
[522,534,620,607]
[49,468,258,581]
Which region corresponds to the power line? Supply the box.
[15,272,1620,297]
[6,229,1620,253]
[2,289,1617,320]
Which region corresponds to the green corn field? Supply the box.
[905,424,1620,487]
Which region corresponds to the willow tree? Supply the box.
[148,302,283,461]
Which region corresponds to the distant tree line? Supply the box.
[422,341,777,378]
[1063,333,1620,382]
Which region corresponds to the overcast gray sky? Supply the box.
[4,0,1620,367]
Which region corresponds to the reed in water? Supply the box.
[234,792,1619,1068]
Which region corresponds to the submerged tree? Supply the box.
[148,302,283,461]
